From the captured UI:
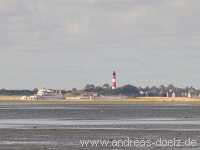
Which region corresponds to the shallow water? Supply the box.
[0,104,200,149]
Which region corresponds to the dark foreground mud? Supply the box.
[0,129,199,150]
[0,104,200,149]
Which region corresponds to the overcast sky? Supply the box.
[0,0,200,89]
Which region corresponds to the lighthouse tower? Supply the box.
[112,71,117,89]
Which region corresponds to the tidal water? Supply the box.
[0,104,199,149]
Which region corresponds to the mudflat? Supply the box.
[0,104,199,149]
[0,129,199,150]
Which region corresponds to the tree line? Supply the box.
[1,84,200,97]
[69,84,200,97]
[0,89,37,96]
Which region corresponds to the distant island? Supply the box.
[0,84,199,98]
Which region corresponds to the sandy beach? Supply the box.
[0,96,200,105]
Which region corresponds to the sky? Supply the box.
[0,0,200,90]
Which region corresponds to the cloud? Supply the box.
[0,0,17,13]
[0,0,200,88]
[168,0,189,8]
[65,22,81,34]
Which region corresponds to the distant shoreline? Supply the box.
[0,96,200,105]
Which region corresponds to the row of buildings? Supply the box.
[21,71,200,100]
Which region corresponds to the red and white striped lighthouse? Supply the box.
[112,71,117,89]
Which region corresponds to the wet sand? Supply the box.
[0,129,199,150]
[0,104,199,149]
